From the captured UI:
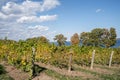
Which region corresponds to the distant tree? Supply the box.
[80,27,117,47]
[109,28,117,45]
[26,36,49,47]
[54,34,67,46]
[71,33,80,45]
[80,32,91,46]
[102,28,117,48]
[4,36,7,40]
[90,28,104,46]
[39,36,49,43]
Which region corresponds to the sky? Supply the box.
[0,0,120,41]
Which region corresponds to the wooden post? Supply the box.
[90,50,95,69]
[32,47,35,62]
[109,51,114,68]
[68,53,72,72]
[30,47,36,79]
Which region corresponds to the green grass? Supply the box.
[100,66,120,80]
[94,64,120,71]
[44,64,120,80]
[0,64,6,74]
[0,64,14,80]
[45,69,83,80]
[100,74,120,80]
[0,74,14,80]
[73,65,120,80]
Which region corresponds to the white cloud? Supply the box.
[0,12,7,19]
[46,30,56,35]
[1,0,60,15]
[40,15,57,22]
[41,0,60,11]
[0,0,60,41]
[0,24,50,40]
[17,15,57,23]
[96,9,102,13]
[0,0,59,21]
[17,16,37,23]
[0,0,18,8]
[2,2,22,15]
[28,25,49,31]
[21,0,42,15]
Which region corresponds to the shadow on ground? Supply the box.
[33,64,46,77]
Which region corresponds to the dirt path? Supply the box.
[0,62,55,80]
[35,62,99,79]
[73,64,115,75]
[1,62,29,80]
[32,72,55,80]
[2,61,117,80]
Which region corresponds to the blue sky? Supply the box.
[0,0,120,41]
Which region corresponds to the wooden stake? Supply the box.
[90,50,95,69]
[109,51,114,68]
[30,47,36,79]
[68,53,72,72]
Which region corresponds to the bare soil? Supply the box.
[0,61,55,80]
[35,62,98,79]
[0,62,29,80]
[73,64,115,75]
[1,61,119,80]
[32,72,54,80]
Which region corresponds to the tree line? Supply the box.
[0,27,117,48]
[54,27,117,48]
